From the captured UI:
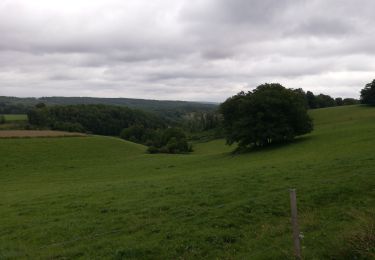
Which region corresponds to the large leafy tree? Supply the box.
[360,79,375,105]
[220,83,313,149]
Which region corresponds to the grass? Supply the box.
[0,105,374,259]
[2,114,28,122]
[0,114,28,130]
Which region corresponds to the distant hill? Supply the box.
[0,96,218,122]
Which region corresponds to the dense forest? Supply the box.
[0,96,217,122]
[27,104,193,153]
[28,104,166,136]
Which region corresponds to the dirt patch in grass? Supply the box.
[0,130,87,138]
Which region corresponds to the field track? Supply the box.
[0,130,86,138]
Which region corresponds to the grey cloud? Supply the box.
[0,0,374,101]
[286,17,356,36]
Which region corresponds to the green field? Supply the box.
[0,106,374,259]
[2,114,28,122]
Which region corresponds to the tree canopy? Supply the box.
[120,126,192,154]
[28,104,165,136]
[220,83,313,149]
[360,79,375,105]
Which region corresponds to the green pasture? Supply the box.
[0,105,374,259]
[2,114,28,122]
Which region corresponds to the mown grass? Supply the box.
[2,114,28,122]
[0,105,374,259]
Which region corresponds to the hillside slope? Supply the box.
[0,105,374,259]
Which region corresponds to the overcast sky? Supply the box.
[0,0,374,101]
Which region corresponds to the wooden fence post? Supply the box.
[289,189,301,259]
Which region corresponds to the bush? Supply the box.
[220,83,313,149]
[360,79,375,105]
[147,146,159,154]
[120,126,191,154]
[120,125,145,143]
[160,128,190,153]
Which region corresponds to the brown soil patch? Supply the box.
[0,130,87,138]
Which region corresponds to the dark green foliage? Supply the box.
[304,91,357,109]
[120,125,147,143]
[0,98,31,114]
[342,98,359,106]
[306,91,317,108]
[0,96,217,123]
[35,102,46,109]
[161,128,186,145]
[360,79,375,105]
[120,126,192,154]
[28,104,165,135]
[315,94,336,108]
[119,125,162,146]
[27,108,50,126]
[151,128,192,154]
[182,111,222,132]
[335,97,343,106]
[0,115,5,124]
[52,121,85,133]
[220,83,313,149]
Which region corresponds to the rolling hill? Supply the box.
[0,105,374,259]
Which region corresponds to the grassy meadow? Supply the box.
[0,115,28,130]
[2,114,28,122]
[0,105,374,259]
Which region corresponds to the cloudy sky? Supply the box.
[0,0,374,101]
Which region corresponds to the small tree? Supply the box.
[220,83,313,149]
[360,79,375,105]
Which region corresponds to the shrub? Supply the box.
[147,146,159,154]
[120,125,145,143]
[120,126,192,154]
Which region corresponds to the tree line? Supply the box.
[21,79,375,154]
[28,104,165,135]
[0,96,216,123]
[304,91,358,109]
[27,104,192,154]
